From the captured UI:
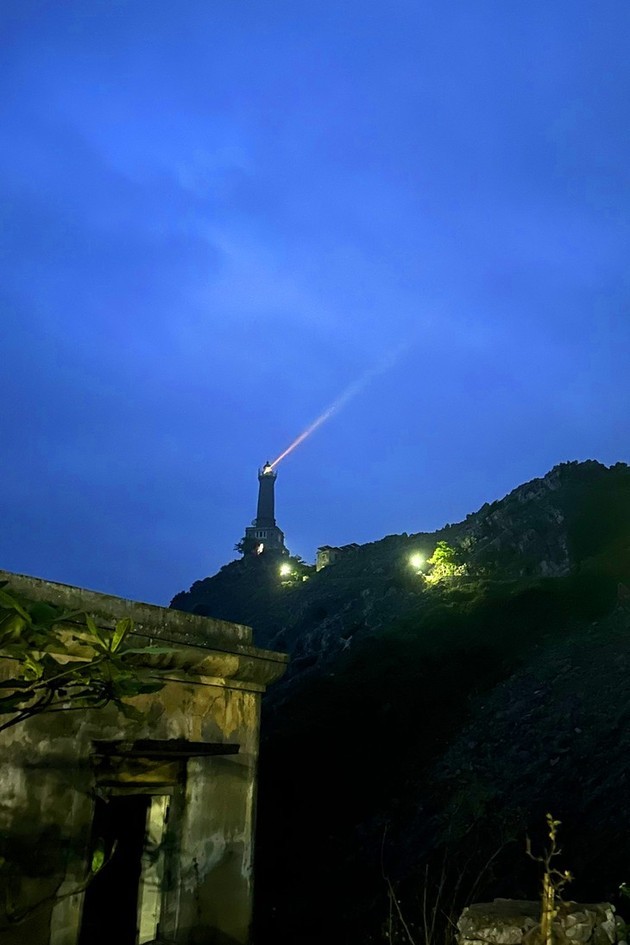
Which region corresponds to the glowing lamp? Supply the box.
[279,562,292,577]
[409,553,424,571]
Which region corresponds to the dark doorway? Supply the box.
[79,794,151,945]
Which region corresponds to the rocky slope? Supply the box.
[171,460,629,677]
[170,459,630,945]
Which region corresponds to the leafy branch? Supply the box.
[0,582,172,731]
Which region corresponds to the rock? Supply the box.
[458,900,539,945]
[457,900,621,945]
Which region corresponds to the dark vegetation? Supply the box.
[173,460,630,944]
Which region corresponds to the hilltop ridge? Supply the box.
[171,459,630,669]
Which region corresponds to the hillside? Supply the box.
[171,460,630,945]
[171,460,630,672]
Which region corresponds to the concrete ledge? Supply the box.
[0,569,288,689]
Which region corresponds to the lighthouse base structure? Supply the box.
[243,522,288,556]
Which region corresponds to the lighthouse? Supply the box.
[239,462,288,556]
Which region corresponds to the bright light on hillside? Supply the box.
[409,553,424,570]
[279,562,292,577]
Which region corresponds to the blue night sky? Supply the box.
[1,1,629,605]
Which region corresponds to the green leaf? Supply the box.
[84,614,99,637]
[135,680,166,694]
[0,590,32,621]
[111,676,147,696]
[91,839,106,874]
[29,602,62,626]
[111,617,133,653]
[115,701,145,722]
[46,645,72,661]
[22,655,44,681]
[84,614,111,650]
[0,613,28,645]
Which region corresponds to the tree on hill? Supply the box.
[235,535,260,556]
[426,541,466,583]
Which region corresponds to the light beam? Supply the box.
[269,343,409,468]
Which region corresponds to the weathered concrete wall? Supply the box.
[458,899,623,945]
[0,569,287,945]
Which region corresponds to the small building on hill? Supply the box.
[316,543,359,571]
[0,568,287,945]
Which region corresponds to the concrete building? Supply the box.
[315,543,359,571]
[0,568,287,945]
[240,462,288,556]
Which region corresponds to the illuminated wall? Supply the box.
[0,569,287,945]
